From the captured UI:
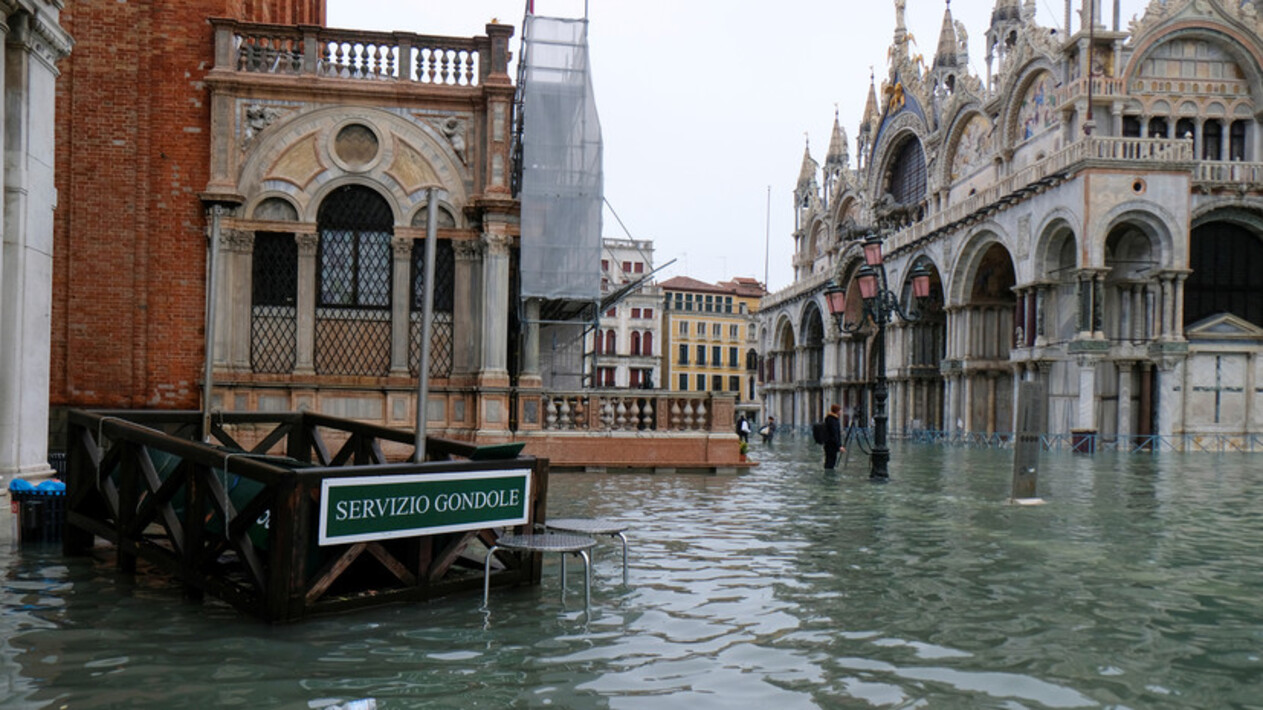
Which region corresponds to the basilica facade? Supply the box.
[759,0,1263,449]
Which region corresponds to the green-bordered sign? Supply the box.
[318,468,532,546]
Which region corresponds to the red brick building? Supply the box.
[52,1,325,412]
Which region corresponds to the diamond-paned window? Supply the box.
[315,185,393,376]
[409,238,455,378]
[251,232,297,373]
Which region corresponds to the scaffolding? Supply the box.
[513,11,603,305]
[512,4,604,389]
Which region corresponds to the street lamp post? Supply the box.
[824,233,931,481]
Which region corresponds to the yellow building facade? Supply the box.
[661,277,765,418]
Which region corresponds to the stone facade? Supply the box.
[759,0,1263,449]
[592,238,662,389]
[662,275,765,420]
[0,0,71,486]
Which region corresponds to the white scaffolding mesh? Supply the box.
[518,14,603,302]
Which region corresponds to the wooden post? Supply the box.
[1012,380,1046,502]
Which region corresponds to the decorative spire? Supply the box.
[825,110,849,171]
[862,70,880,131]
[797,137,818,189]
[934,0,959,69]
[992,0,1022,25]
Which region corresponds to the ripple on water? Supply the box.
[3,441,1263,707]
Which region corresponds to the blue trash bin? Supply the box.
[9,478,66,544]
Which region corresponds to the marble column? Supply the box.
[0,8,71,483]
[986,372,998,435]
[521,298,541,382]
[1155,357,1185,439]
[962,372,974,433]
[294,231,318,375]
[452,239,483,378]
[1077,357,1098,432]
[1172,272,1188,338]
[479,232,511,380]
[224,228,254,371]
[1117,361,1134,439]
[389,236,413,375]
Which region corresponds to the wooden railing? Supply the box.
[211,19,508,86]
[63,410,547,622]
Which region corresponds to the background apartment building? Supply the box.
[590,238,661,388]
[661,276,765,421]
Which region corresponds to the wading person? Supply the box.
[760,416,776,444]
[823,404,846,469]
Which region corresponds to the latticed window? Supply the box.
[889,138,927,205]
[409,238,455,378]
[251,232,297,373]
[1186,223,1263,328]
[315,185,393,376]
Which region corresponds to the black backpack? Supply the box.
[811,421,825,444]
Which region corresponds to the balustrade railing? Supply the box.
[1196,161,1263,186]
[540,391,720,432]
[1054,76,1127,106]
[213,20,502,86]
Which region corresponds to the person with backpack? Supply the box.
[759,416,776,444]
[737,414,751,443]
[822,404,846,469]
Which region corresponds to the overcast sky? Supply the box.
[327,0,1148,292]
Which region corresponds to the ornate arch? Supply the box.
[866,111,930,202]
[1033,208,1082,278]
[942,109,998,188]
[948,227,1012,306]
[1097,201,1180,268]
[1124,23,1263,106]
[236,105,470,226]
[1001,61,1061,150]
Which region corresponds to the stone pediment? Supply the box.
[1185,312,1263,341]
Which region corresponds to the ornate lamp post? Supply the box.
[824,233,931,480]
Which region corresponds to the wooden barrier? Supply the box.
[63,410,549,622]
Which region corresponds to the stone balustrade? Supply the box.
[1196,160,1263,187]
[764,136,1196,310]
[884,136,1193,257]
[1054,75,1127,106]
[211,19,509,86]
[540,391,720,432]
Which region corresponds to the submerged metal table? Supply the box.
[483,533,597,613]
[545,518,629,584]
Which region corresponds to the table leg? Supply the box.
[614,531,628,585]
[482,545,500,607]
[579,549,592,614]
[560,551,567,599]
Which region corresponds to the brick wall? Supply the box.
[51,0,325,410]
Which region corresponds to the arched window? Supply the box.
[630,331,642,356]
[1203,119,1223,161]
[605,330,616,355]
[1186,222,1263,328]
[888,137,927,205]
[251,232,297,373]
[642,331,653,357]
[315,185,394,376]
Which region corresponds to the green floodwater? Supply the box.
[3,440,1262,709]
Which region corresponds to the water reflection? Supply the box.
[4,439,1263,708]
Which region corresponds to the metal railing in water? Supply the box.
[903,430,1263,453]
